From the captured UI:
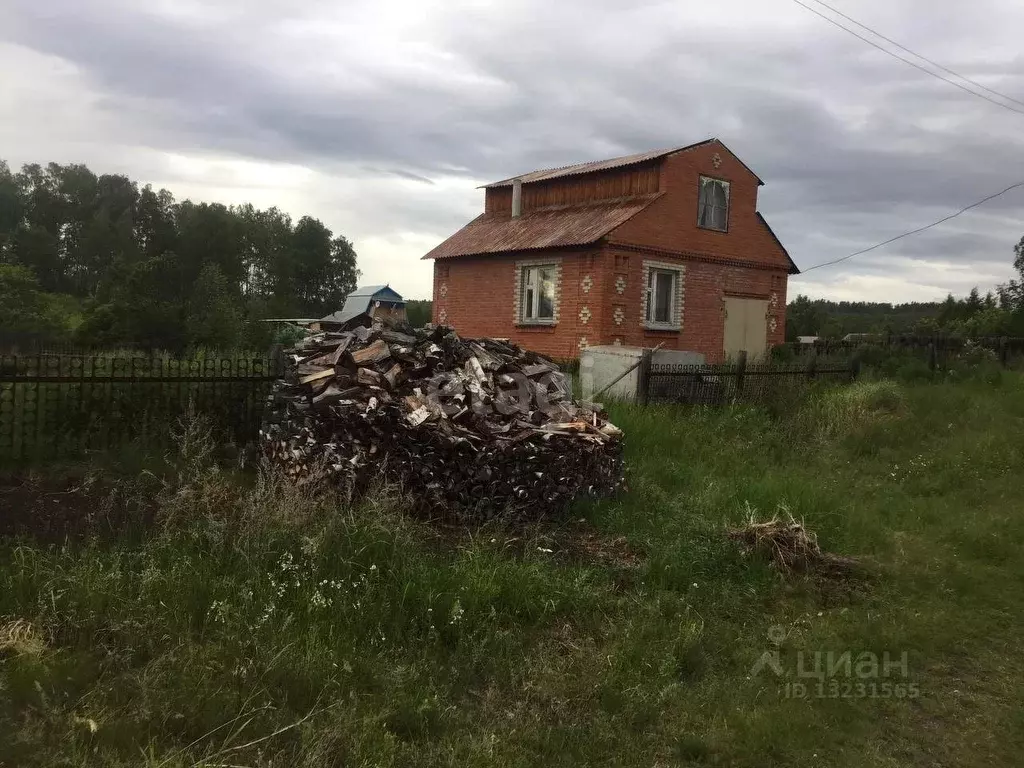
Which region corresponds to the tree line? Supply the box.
[0,160,360,351]
[786,238,1024,340]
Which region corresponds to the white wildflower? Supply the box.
[449,599,465,625]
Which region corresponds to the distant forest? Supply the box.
[788,238,1024,340]
[404,300,433,328]
[0,160,360,351]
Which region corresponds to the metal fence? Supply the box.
[641,353,857,406]
[780,335,1024,368]
[0,355,281,462]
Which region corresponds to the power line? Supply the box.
[800,180,1024,273]
[790,0,1024,118]
[805,0,1024,110]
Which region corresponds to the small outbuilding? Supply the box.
[316,285,406,331]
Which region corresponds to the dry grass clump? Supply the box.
[728,506,861,579]
[0,618,46,656]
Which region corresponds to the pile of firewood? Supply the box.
[260,315,625,521]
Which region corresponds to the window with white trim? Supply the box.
[698,176,730,231]
[521,265,556,322]
[646,268,678,325]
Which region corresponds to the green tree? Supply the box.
[784,294,823,340]
[135,186,177,260]
[11,225,61,291]
[0,161,22,262]
[186,263,245,350]
[175,201,246,296]
[405,299,433,327]
[2,157,362,349]
[75,254,186,350]
[0,265,57,336]
[329,235,360,310]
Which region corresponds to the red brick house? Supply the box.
[423,139,798,361]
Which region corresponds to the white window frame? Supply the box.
[520,264,557,323]
[645,268,678,327]
[698,176,730,232]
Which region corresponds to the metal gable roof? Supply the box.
[422,194,662,260]
[480,138,764,188]
[320,285,405,324]
[346,284,403,301]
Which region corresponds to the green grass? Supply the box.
[2,374,1024,766]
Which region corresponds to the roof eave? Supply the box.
[756,212,799,274]
[423,241,595,261]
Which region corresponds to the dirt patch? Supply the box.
[550,518,643,569]
[0,471,156,542]
[466,517,643,571]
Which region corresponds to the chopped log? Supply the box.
[357,367,382,386]
[300,368,336,385]
[407,406,431,427]
[351,339,390,365]
[465,356,486,384]
[382,363,404,390]
[380,329,418,345]
[522,363,554,378]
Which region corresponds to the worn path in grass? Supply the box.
[1,375,1023,766]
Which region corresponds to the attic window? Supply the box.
[698,176,730,232]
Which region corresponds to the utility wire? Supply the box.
[790,0,1024,117]
[800,180,1024,273]
[805,0,1024,110]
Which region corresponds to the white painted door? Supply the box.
[723,297,769,360]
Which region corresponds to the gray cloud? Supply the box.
[2,0,1024,300]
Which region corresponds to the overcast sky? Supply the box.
[2,0,1022,301]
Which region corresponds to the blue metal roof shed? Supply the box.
[320,285,405,325]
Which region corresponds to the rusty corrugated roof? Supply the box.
[422,194,662,260]
[482,138,765,188]
[483,140,716,188]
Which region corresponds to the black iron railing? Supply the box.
[0,355,281,462]
[640,352,857,406]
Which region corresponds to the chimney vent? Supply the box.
[511,178,523,218]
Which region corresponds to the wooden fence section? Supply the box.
[640,352,857,406]
[0,355,280,462]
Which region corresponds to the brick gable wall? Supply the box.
[610,141,791,273]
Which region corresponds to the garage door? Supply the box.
[723,297,769,360]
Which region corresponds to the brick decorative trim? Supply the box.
[607,240,784,273]
[641,260,685,331]
[513,256,562,325]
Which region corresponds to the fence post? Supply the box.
[927,341,937,372]
[806,348,818,380]
[849,352,862,381]
[999,336,1009,368]
[735,350,748,396]
[637,348,653,406]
